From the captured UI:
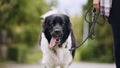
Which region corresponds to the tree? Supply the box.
[0,0,50,61]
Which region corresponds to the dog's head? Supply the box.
[42,14,71,48]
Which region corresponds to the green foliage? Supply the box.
[80,40,101,61]
[0,0,49,63]
[0,0,50,46]
[25,50,42,64]
[71,14,84,61]
[71,15,84,44]
[7,44,42,63]
[80,40,114,63]
[83,0,93,11]
[15,24,40,47]
[7,44,28,62]
[0,0,49,27]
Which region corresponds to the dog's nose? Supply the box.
[54,29,61,34]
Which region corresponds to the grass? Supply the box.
[25,50,42,64]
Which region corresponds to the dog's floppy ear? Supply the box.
[42,16,51,32]
[64,15,71,29]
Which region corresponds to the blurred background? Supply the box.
[0,0,114,66]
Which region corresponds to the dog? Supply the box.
[40,14,76,68]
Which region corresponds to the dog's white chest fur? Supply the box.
[40,32,73,68]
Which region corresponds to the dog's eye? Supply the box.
[62,23,64,26]
[48,22,53,26]
[51,24,54,27]
[62,22,65,26]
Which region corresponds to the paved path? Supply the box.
[70,62,115,68]
[0,62,116,68]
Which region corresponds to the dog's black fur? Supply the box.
[41,14,76,58]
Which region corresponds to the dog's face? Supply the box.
[43,14,71,48]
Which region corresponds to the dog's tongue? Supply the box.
[49,37,56,48]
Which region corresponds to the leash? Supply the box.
[69,5,105,51]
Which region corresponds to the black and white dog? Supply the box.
[40,14,76,68]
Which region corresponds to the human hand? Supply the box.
[93,0,100,10]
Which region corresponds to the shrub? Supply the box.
[80,40,114,63]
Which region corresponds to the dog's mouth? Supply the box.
[49,36,61,48]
